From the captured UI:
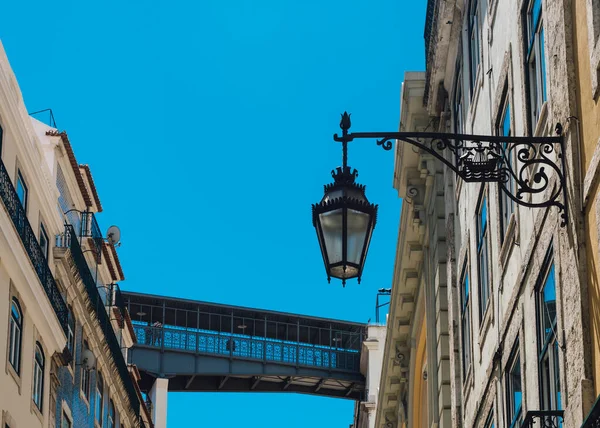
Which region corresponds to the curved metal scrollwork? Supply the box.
[334,116,567,227]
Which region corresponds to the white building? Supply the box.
[0,41,152,428]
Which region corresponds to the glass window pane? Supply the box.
[540,27,547,102]
[347,210,369,265]
[319,210,343,264]
[16,172,27,211]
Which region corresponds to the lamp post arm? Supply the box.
[333,125,567,227]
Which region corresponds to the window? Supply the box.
[8,298,23,374]
[526,0,548,130]
[484,409,495,428]
[0,122,3,155]
[81,340,91,401]
[460,262,472,380]
[67,307,75,367]
[477,194,490,321]
[506,341,523,428]
[537,256,562,413]
[498,94,515,241]
[108,399,116,428]
[454,66,465,134]
[62,410,72,428]
[32,342,45,410]
[95,371,104,425]
[16,170,28,212]
[40,223,49,260]
[468,0,482,94]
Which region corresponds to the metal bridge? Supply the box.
[124,291,367,400]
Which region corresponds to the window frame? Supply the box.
[67,307,75,369]
[477,192,491,322]
[108,399,116,428]
[468,0,482,96]
[95,370,104,425]
[484,408,495,428]
[496,88,516,243]
[62,409,73,428]
[8,297,23,375]
[536,249,562,412]
[16,170,28,213]
[32,342,45,411]
[39,223,49,261]
[460,260,472,382]
[81,340,92,402]
[506,340,523,428]
[525,0,548,133]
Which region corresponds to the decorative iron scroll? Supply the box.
[522,410,564,428]
[333,113,567,227]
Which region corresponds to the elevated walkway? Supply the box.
[124,291,367,400]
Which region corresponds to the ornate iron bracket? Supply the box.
[333,112,568,227]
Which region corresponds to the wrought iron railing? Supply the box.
[62,224,142,421]
[80,210,103,262]
[132,324,360,372]
[583,395,600,427]
[0,159,69,335]
[523,410,564,428]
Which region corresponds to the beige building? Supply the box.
[0,42,151,428]
[573,0,600,423]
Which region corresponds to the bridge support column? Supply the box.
[150,378,169,428]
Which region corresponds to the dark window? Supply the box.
[460,262,472,380]
[506,341,523,428]
[16,170,28,212]
[484,409,494,428]
[8,297,23,374]
[108,399,116,428]
[32,342,45,410]
[537,253,562,414]
[62,410,72,428]
[454,66,465,134]
[468,0,482,94]
[81,340,91,401]
[477,194,490,321]
[525,0,548,131]
[67,306,75,368]
[498,92,515,241]
[40,223,49,260]
[95,371,104,425]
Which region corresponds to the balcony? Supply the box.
[583,395,600,427]
[0,159,68,335]
[57,224,143,423]
[523,410,564,428]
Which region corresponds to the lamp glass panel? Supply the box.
[319,209,343,264]
[347,209,370,265]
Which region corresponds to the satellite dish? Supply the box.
[107,225,121,245]
[80,349,96,371]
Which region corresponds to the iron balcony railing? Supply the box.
[583,395,600,427]
[132,323,361,372]
[0,159,69,335]
[60,224,142,422]
[523,410,564,428]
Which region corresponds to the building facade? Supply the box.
[0,42,152,428]
[573,0,600,423]
[376,0,600,426]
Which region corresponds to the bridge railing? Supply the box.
[132,324,360,372]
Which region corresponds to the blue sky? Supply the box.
[2,0,425,426]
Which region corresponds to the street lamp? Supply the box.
[312,114,377,286]
[313,112,567,286]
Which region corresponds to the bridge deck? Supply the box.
[124,292,367,399]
